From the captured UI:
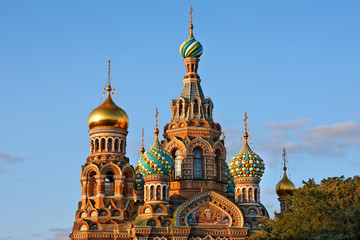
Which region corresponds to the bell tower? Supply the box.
[70,61,136,239]
[163,7,227,201]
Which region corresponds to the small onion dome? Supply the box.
[88,85,129,130]
[138,128,174,176]
[229,132,265,178]
[179,24,203,58]
[276,168,295,198]
[225,162,235,192]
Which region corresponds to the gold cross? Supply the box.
[155,107,159,129]
[190,6,193,26]
[244,112,248,132]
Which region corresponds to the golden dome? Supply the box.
[88,85,129,130]
[276,169,295,198]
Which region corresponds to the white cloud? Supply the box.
[48,227,72,240]
[265,118,311,129]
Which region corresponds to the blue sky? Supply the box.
[1,1,359,239]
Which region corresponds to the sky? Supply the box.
[0,1,359,239]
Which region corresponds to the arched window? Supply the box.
[88,171,97,197]
[150,185,154,200]
[114,139,119,152]
[172,149,182,179]
[215,149,221,180]
[100,138,105,151]
[162,185,167,201]
[156,185,161,200]
[249,188,253,202]
[107,138,112,152]
[194,148,203,179]
[120,140,124,153]
[254,188,258,202]
[242,188,247,202]
[193,99,199,115]
[163,220,171,227]
[146,186,150,201]
[112,210,120,216]
[104,171,114,196]
[90,140,94,152]
[95,139,99,152]
[179,100,183,117]
[236,188,241,202]
[99,210,107,217]
[90,224,98,230]
[147,220,157,227]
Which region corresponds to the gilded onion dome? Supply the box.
[88,85,129,130]
[138,128,174,176]
[229,132,265,178]
[179,12,203,58]
[276,148,295,198]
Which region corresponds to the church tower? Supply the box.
[70,61,136,239]
[229,113,268,233]
[276,148,295,213]
[163,7,227,200]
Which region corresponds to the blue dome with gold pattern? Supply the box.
[229,133,265,178]
[138,129,174,176]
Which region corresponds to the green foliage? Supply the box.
[250,176,360,240]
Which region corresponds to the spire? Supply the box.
[282,147,287,171]
[189,6,194,37]
[154,108,159,142]
[141,128,145,154]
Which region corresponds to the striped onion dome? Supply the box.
[137,128,174,176]
[229,132,265,179]
[179,24,203,58]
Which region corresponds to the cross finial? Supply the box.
[154,108,159,141]
[244,112,249,133]
[106,60,112,92]
[282,147,287,171]
[141,128,145,154]
[155,107,159,129]
[189,6,194,37]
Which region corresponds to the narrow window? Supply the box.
[215,149,221,180]
[104,171,114,196]
[88,171,97,197]
[193,148,203,179]
[193,99,199,115]
[107,138,112,152]
[162,185,167,201]
[95,139,99,152]
[150,185,154,200]
[173,149,182,179]
[100,138,105,151]
[242,188,247,202]
[114,139,119,152]
[179,100,183,117]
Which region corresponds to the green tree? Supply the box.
[250,176,360,240]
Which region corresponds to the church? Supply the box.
[70,8,295,240]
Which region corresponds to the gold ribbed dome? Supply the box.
[276,168,295,198]
[88,85,129,130]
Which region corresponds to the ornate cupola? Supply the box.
[138,109,174,203]
[276,148,295,213]
[229,113,268,233]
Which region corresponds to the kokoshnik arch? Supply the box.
[70,8,295,240]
